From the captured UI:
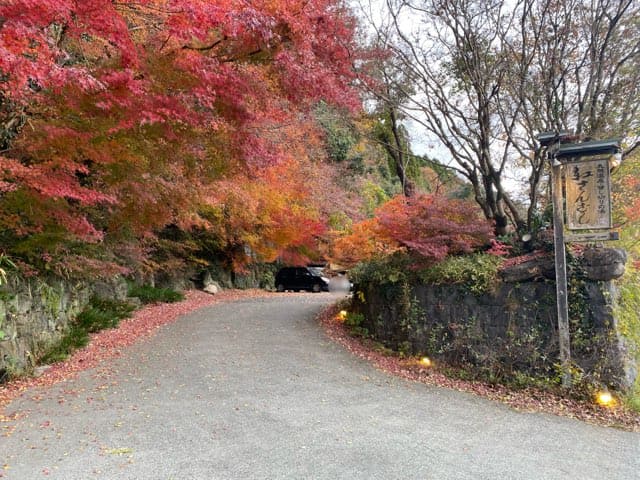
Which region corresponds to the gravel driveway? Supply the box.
[1,293,638,479]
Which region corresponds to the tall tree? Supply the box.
[0,0,365,274]
[374,105,416,197]
[365,0,640,234]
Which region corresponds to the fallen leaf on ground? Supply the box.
[0,289,272,418]
[105,447,133,456]
[318,304,640,432]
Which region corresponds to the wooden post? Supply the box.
[551,162,572,388]
[539,133,620,389]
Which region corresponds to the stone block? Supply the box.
[582,248,627,281]
[92,277,128,300]
[500,254,555,283]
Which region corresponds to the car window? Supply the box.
[278,268,293,278]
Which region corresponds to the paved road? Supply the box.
[1,293,638,479]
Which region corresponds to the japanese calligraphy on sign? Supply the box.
[564,158,612,230]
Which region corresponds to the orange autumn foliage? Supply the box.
[331,218,400,267]
[332,194,494,267]
[0,0,366,275]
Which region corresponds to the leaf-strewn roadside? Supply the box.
[0,289,271,424]
[319,304,640,432]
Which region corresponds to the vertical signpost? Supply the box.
[550,158,572,388]
[537,134,620,388]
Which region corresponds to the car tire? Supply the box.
[312,283,322,293]
[276,284,285,292]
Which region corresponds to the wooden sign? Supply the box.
[564,231,619,243]
[564,158,612,230]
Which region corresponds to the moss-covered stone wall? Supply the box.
[353,250,636,392]
[0,277,91,379]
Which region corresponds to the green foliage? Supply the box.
[0,290,14,340]
[564,255,620,395]
[352,255,427,355]
[616,270,640,411]
[77,298,136,333]
[39,326,90,364]
[327,211,352,231]
[314,102,358,164]
[37,281,62,316]
[343,312,368,337]
[127,284,185,304]
[39,297,135,364]
[361,181,389,218]
[259,269,276,290]
[0,355,20,382]
[350,253,411,286]
[424,318,552,387]
[417,253,502,295]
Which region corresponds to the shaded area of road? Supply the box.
[1,293,638,479]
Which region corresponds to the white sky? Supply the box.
[351,0,531,198]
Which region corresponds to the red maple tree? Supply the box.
[332,194,494,267]
[0,0,364,275]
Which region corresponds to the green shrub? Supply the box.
[417,253,502,295]
[76,298,136,333]
[343,312,369,337]
[39,326,90,364]
[127,284,184,304]
[353,252,501,296]
[39,297,135,364]
[616,270,640,411]
[90,297,137,320]
[350,253,411,286]
[0,253,16,286]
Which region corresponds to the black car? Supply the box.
[275,267,330,292]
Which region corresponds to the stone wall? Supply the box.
[0,277,91,380]
[153,262,277,291]
[0,262,273,380]
[353,249,636,392]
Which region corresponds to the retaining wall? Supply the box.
[353,250,636,391]
[0,277,91,379]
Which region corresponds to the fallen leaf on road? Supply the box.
[0,290,272,419]
[318,303,640,432]
[105,447,133,456]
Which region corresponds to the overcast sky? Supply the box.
[351,0,532,198]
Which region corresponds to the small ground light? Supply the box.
[596,391,615,407]
[419,357,432,367]
[338,310,348,320]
